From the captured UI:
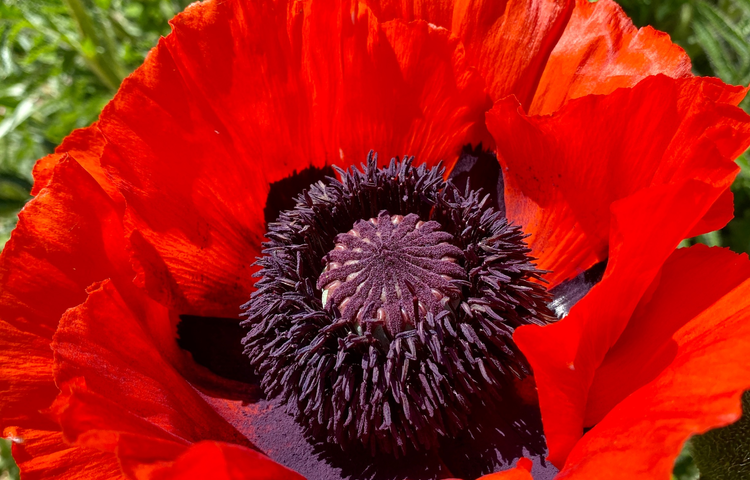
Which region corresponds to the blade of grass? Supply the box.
[62,0,125,91]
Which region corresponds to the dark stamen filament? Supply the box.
[241,154,554,458]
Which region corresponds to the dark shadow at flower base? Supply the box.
[448,144,505,217]
[439,394,558,480]
[242,394,557,480]
[548,260,608,319]
[178,315,261,385]
[178,314,558,480]
[264,165,336,226]
[240,397,443,480]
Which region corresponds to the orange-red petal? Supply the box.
[448,0,572,110]
[31,125,102,196]
[4,427,123,480]
[515,178,742,467]
[529,0,692,115]
[147,442,303,480]
[0,321,58,432]
[50,279,255,473]
[687,187,735,238]
[477,458,534,480]
[1,142,143,478]
[30,124,126,214]
[365,0,697,115]
[99,0,489,318]
[365,0,573,110]
[554,245,750,479]
[0,156,130,433]
[488,75,750,287]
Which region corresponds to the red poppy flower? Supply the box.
[3,0,750,479]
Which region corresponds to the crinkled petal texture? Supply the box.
[6,427,124,480]
[0,0,492,477]
[49,278,303,479]
[0,151,131,477]
[99,0,490,320]
[365,0,691,113]
[489,74,750,287]
[3,0,750,480]
[504,72,750,470]
[529,245,750,479]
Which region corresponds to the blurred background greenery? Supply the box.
[0,0,187,245]
[1,0,749,479]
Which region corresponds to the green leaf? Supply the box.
[0,96,35,138]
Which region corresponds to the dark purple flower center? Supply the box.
[241,154,555,459]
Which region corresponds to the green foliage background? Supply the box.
[0,0,749,479]
[0,0,184,245]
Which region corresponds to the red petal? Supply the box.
[0,322,58,431]
[147,441,303,480]
[515,179,741,467]
[50,279,254,472]
[477,458,534,480]
[585,245,750,426]
[687,187,735,238]
[529,0,692,115]
[2,159,129,338]
[30,124,124,210]
[488,75,750,287]
[0,157,130,431]
[365,0,574,109]
[365,0,454,26]
[555,245,750,479]
[4,427,123,480]
[301,1,491,167]
[446,0,572,110]
[99,0,489,318]
[30,153,61,197]
[366,0,699,116]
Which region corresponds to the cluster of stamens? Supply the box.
[242,154,553,457]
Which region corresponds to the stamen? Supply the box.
[241,154,554,458]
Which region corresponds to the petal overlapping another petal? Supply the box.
[49,279,258,475]
[554,246,750,479]
[4,427,123,480]
[365,0,573,109]
[0,155,132,476]
[488,74,750,287]
[364,0,692,114]
[30,125,123,209]
[0,157,130,429]
[147,441,304,480]
[515,177,746,467]
[529,0,692,115]
[98,0,490,319]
